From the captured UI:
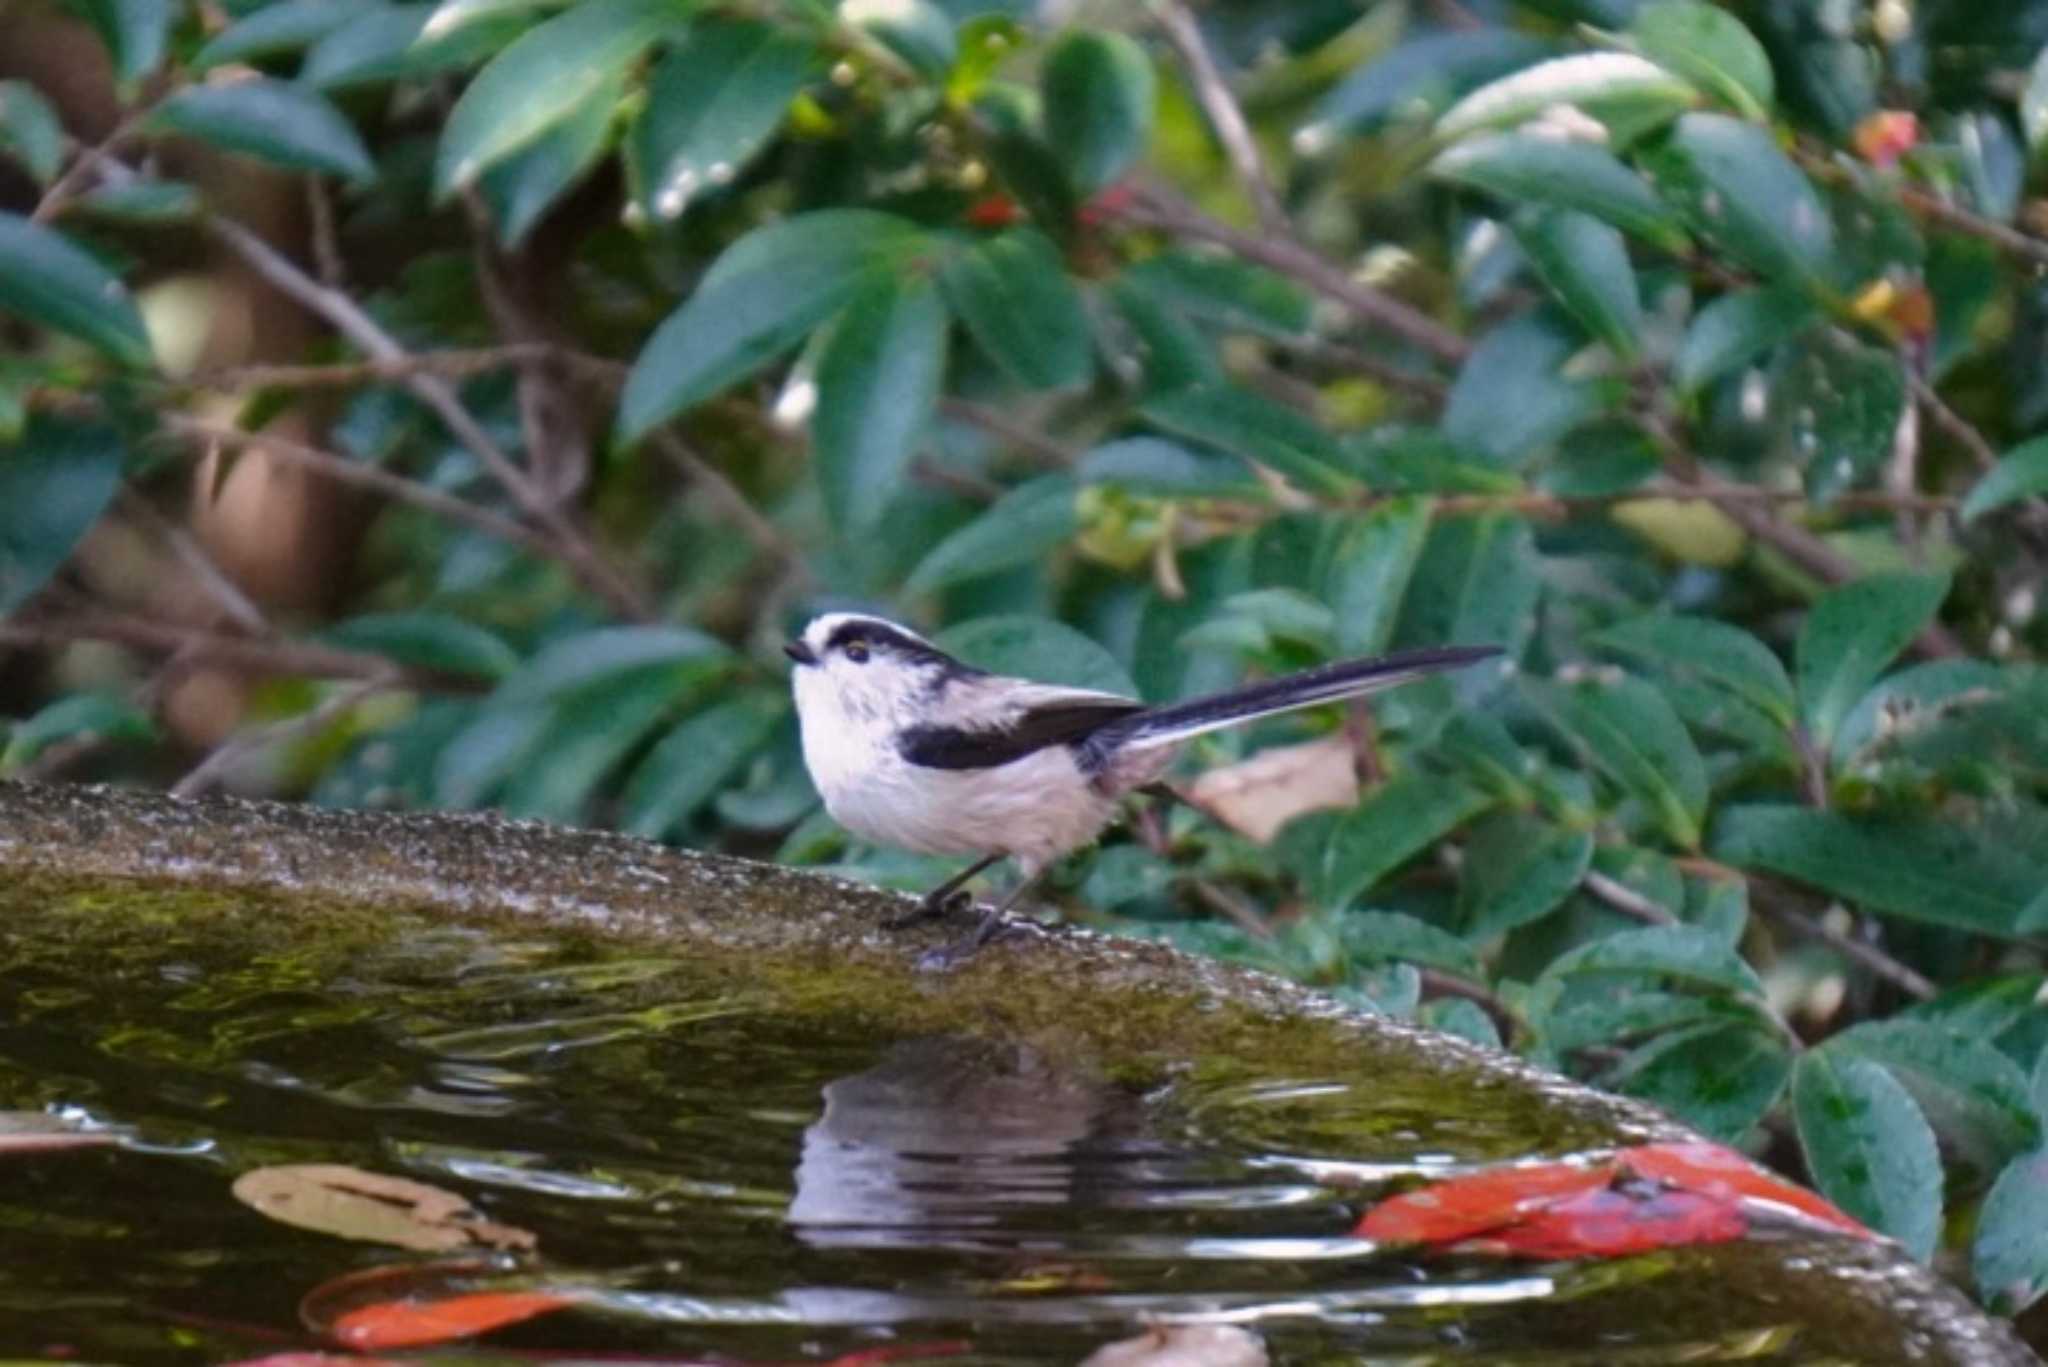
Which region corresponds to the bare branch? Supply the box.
[0,612,468,690]
[117,490,271,634]
[1583,869,1679,926]
[1150,0,1289,237]
[172,674,397,799]
[650,430,806,571]
[1754,891,1936,1001]
[938,396,1081,468]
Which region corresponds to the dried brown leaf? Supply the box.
[231,1164,537,1253]
[1186,735,1358,844]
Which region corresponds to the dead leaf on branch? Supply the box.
[231,1164,537,1253]
[1185,735,1358,844]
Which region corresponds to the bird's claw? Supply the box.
[883,887,974,931]
[914,909,1018,972]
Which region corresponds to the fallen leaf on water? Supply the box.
[0,1111,121,1154]
[1079,1325,1268,1367]
[231,1164,537,1253]
[329,1289,578,1350]
[1618,1142,1871,1239]
[1186,736,1358,844]
[1353,1159,1611,1246]
[1461,1178,1747,1259]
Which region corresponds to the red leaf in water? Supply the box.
[329,1290,577,1350]
[1472,1179,1748,1260]
[1617,1142,1873,1239]
[1353,1161,1612,1243]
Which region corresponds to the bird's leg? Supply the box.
[884,853,1001,930]
[917,867,1045,971]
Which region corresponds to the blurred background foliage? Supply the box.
[3,0,2048,1327]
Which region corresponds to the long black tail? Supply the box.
[1109,644,1502,749]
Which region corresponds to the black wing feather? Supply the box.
[897,698,1144,770]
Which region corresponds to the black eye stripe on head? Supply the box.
[820,619,985,677]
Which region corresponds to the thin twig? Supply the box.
[1103,182,1471,365]
[650,431,805,570]
[0,612,466,689]
[1906,367,1999,474]
[304,176,346,291]
[32,114,149,223]
[171,674,396,799]
[187,347,558,390]
[1150,0,1289,237]
[1583,870,1679,926]
[1416,968,1519,1043]
[1190,877,1274,938]
[938,396,1080,468]
[117,489,271,634]
[1756,895,1936,1001]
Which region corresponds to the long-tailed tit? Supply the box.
[786,612,1500,960]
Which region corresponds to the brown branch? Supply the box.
[1907,368,1998,474]
[0,612,470,690]
[1755,891,1936,1002]
[171,673,396,799]
[1189,877,1274,938]
[649,430,806,571]
[1791,143,2048,270]
[116,489,271,635]
[1103,182,1471,365]
[1150,0,1289,238]
[1583,869,1679,926]
[938,396,1080,467]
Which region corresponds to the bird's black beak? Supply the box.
[784,639,816,666]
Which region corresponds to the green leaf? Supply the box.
[1609,1020,1788,1141]
[1961,435,2048,522]
[1544,990,1745,1055]
[1646,112,1835,291]
[420,0,554,42]
[934,616,1136,695]
[1442,310,1609,466]
[72,0,174,86]
[1394,513,1536,671]
[1313,30,1552,136]
[1710,805,2045,940]
[0,212,152,367]
[480,69,618,249]
[1322,495,1431,656]
[1673,285,1815,393]
[1828,1020,2042,1174]
[1779,337,1906,505]
[1792,1050,1940,1259]
[906,475,1077,593]
[1041,29,1154,193]
[0,692,156,771]
[1142,384,1356,498]
[496,668,682,823]
[1796,571,1950,752]
[940,228,1092,390]
[496,625,728,704]
[1976,1149,2048,1314]
[1545,924,1767,1001]
[148,80,376,182]
[1337,909,1482,979]
[435,0,682,197]
[1829,658,2005,767]
[194,0,358,67]
[616,209,928,442]
[1510,207,1642,358]
[632,19,814,221]
[812,271,948,531]
[1430,134,1685,250]
[1626,0,1774,119]
[318,611,520,682]
[0,417,124,619]
[1420,997,1502,1048]
[1593,614,1796,726]
[1118,251,1312,336]
[1317,773,1492,908]
[1078,437,1257,498]
[1528,674,1708,848]
[72,180,201,223]
[621,695,787,839]
[856,0,954,79]
[1435,52,1696,143]
[1458,810,1595,937]
[2027,46,2048,154]
[301,2,529,89]
[0,81,64,186]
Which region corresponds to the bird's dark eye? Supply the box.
[843,641,870,663]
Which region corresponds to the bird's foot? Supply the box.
[883,886,975,931]
[914,907,1019,972]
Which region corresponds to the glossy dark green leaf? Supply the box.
[1436,52,1696,143]
[1430,134,1685,250]
[1673,285,1815,393]
[0,692,155,772]
[480,69,618,249]
[73,180,201,223]
[617,209,928,442]
[2027,47,2048,153]
[1142,384,1355,498]
[1544,990,1745,1056]
[1828,659,2005,768]
[194,0,357,66]
[1593,614,1796,726]
[1962,435,2048,523]
[1792,1050,1940,1259]
[1420,997,1502,1048]
[1828,1020,2042,1174]
[318,611,520,682]
[907,475,1077,593]
[1338,909,1483,980]
[1796,571,1950,753]
[1459,810,1595,937]
[1322,496,1431,656]
[622,695,787,839]
[419,0,554,41]
[72,0,174,86]
[0,212,152,367]
[1627,0,1773,119]
[0,417,124,620]
[856,0,954,78]
[1394,513,1536,675]
[0,81,63,186]
[148,80,375,182]
[1710,805,2043,940]
[1545,924,1767,1001]
[812,271,948,531]
[1529,674,1708,848]
[1105,277,1221,392]
[1078,437,1257,498]
[633,19,814,221]
[1312,30,1552,136]
[497,669,682,823]
[935,616,1136,695]
[1442,311,1609,466]
[1610,1020,1788,1141]
[1118,251,1311,336]
[940,228,1092,390]
[435,0,682,196]
[1975,1149,2048,1315]
[1646,112,1834,290]
[1317,773,1492,908]
[1511,207,1642,358]
[1777,336,1906,505]
[301,2,529,88]
[1041,29,1154,193]
[495,625,728,704]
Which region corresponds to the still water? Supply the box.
[0,888,1950,1363]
